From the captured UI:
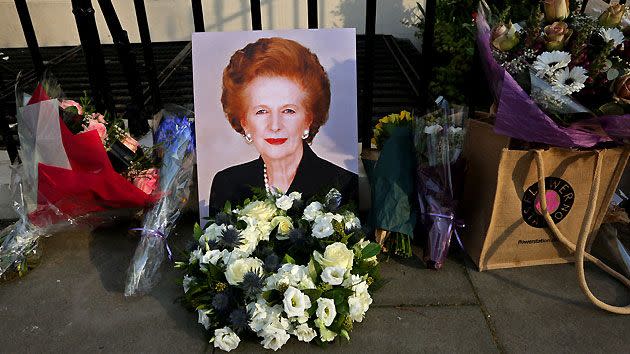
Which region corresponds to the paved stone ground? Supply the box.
[0,214,628,353]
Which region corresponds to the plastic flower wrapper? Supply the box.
[476,0,630,147]
[414,99,467,269]
[1,74,155,279]
[125,106,196,296]
[368,112,416,257]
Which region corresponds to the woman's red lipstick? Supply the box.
[265,138,287,145]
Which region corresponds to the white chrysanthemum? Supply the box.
[424,124,443,135]
[600,27,625,47]
[213,327,240,352]
[320,266,346,286]
[533,51,571,78]
[552,66,588,95]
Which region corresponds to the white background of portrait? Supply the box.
[193,28,358,221]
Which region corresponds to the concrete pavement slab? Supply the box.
[466,262,630,353]
[374,247,477,307]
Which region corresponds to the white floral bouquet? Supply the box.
[177,188,381,351]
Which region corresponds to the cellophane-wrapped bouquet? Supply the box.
[414,102,467,269]
[478,0,630,147]
[177,189,381,351]
[0,76,159,279]
[125,107,196,296]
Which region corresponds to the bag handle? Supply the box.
[533,149,630,314]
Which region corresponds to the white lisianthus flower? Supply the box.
[275,194,294,210]
[198,309,211,330]
[183,275,194,293]
[424,124,443,135]
[283,286,312,318]
[312,215,334,239]
[200,223,225,245]
[190,248,204,263]
[248,299,282,332]
[271,215,293,235]
[348,293,372,323]
[213,327,240,352]
[343,212,361,231]
[320,266,346,286]
[288,191,302,200]
[293,323,317,342]
[316,298,337,327]
[224,257,264,285]
[303,201,324,221]
[313,242,354,270]
[201,249,224,265]
[221,248,246,265]
[314,318,337,342]
[264,264,315,291]
[343,274,370,296]
[239,200,277,222]
[260,327,290,351]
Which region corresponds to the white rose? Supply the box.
[316,297,337,327]
[313,242,354,270]
[289,191,302,200]
[183,275,194,293]
[239,200,277,221]
[200,223,225,245]
[260,327,290,351]
[237,226,260,256]
[198,309,211,330]
[293,323,317,342]
[312,215,334,239]
[190,248,204,263]
[201,249,224,265]
[424,124,443,135]
[303,201,323,221]
[213,327,240,352]
[282,286,311,318]
[343,212,361,231]
[224,257,264,285]
[320,266,346,286]
[275,195,294,210]
[271,216,293,235]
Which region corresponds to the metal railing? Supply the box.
[2,0,437,163]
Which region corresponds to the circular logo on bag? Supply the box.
[521,177,574,228]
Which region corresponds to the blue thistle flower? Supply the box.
[288,228,310,248]
[240,271,265,299]
[229,308,249,334]
[263,253,280,272]
[214,212,231,226]
[212,292,230,312]
[218,226,243,251]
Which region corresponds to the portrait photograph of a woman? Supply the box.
[193,29,358,221]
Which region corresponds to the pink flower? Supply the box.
[121,134,140,153]
[87,112,107,124]
[83,119,107,144]
[60,100,83,115]
[133,168,159,195]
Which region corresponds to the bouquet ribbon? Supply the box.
[425,212,466,250]
[130,228,173,261]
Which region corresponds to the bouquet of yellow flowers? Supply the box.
[371,111,413,150]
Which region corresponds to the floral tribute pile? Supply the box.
[177,189,381,351]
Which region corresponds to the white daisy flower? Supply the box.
[599,28,625,48]
[532,51,571,78]
[551,66,588,96]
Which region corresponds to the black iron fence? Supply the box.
[2,0,438,164]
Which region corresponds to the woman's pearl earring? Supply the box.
[244,132,253,144]
[301,129,309,140]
